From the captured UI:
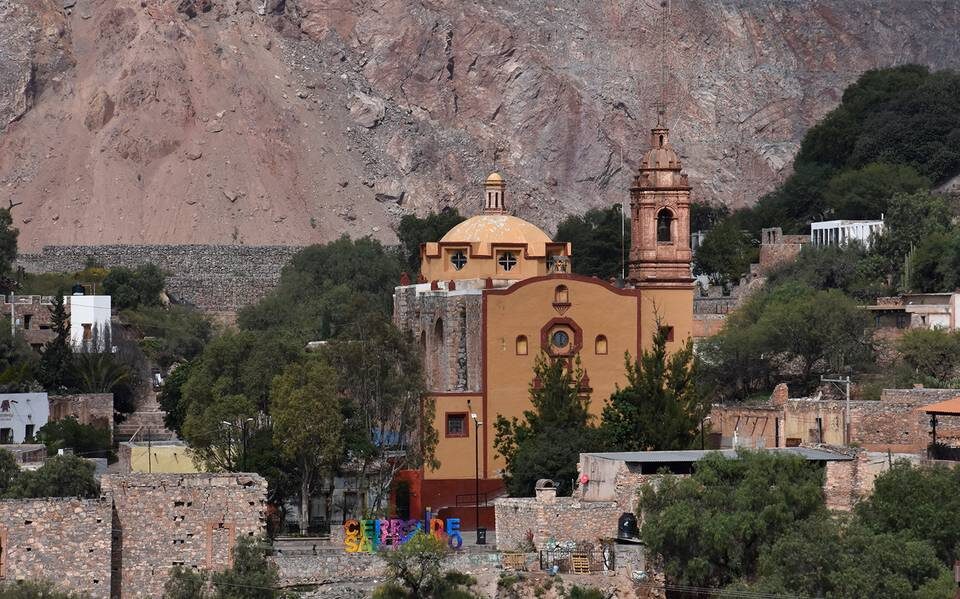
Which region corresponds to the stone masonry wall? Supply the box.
[0,498,112,598]
[17,245,301,312]
[494,496,622,551]
[49,393,114,437]
[393,285,483,393]
[101,473,268,599]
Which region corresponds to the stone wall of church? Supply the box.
[17,245,300,312]
[393,285,483,393]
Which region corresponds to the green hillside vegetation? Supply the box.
[699,66,960,400]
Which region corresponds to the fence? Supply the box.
[539,546,615,573]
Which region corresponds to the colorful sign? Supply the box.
[344,511,462,552]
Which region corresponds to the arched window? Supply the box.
[554,285,569,304]
[595,335,608,355]
[516,335,528,355]
[657,208,673,243]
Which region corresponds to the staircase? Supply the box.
[114,390,177,443]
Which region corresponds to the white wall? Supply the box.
[66,295,112,351]
[0,392,49,443]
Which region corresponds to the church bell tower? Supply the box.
[628,126,694,288]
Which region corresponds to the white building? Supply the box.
[0,393,49,444]
[66,295,112,351]
[810,218,884,249]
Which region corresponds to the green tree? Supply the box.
[0,580,90,599]
[158,360,194,435]
[238,236,402,342]
[823,162,930,219]
[0,449,20,496]
[37,294,74,391]
[103,264,166,310]
[766,243,888,301]
[36,417,111,458]
[639,450,827,590]
[690,200,730,232]
[180,331,300,471]
[692,219,757,286]
[323,311,435,513]
[209,536,282,599]
[396,208,465,275]
[164,565,208,599]
[72,352,130,393]
[554,207,630,279]
[374,532,468,599]
[123,305,213,368]
[0,316,38,392]
[856,461,960,564]
[494,354,599,496]
[896,328,960,384]
[5,454,99,499]
[271,357,343,534]
[601,326,706,451]
[754,285,871,384]
[0,208,18,277]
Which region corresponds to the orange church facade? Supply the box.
[392,126,695,526]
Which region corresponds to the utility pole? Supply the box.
[147,426,152,473]
[821,375,852,445]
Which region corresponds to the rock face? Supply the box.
[1,0,960,251]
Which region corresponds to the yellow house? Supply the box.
[119,441,202,473]
[392,125,695,521]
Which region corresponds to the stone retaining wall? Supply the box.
[49,393,113,438]
[17,245,301,312]
[0,498,113,598]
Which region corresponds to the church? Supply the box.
[392,125,695,525]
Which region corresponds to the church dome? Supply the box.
[440,214,552,247]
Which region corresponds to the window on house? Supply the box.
[595,335,608,355]
[0,429,11,444]
[516,335,528,355]
[497,252,517,272]
[22,315,30,330]
[554,285,569,304]
[24,425,33,440]
[450,250,468,271]
[660,326,674,342]
[82,323,93,340]
[445,413,468,438]
[657,209,673,242]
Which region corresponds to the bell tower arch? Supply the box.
[628,126,694,288]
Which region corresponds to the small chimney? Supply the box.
[535,479,556,503]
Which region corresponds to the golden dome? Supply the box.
[440,214,552,256]
[485,172,504,184]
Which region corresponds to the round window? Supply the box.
[551,330,570,348]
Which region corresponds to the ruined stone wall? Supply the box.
[393,284,483,393]
[709,405,781,448]
[101,473,268,599]
[49,393,113,437]
[0,498,112,598]
[494,496,622,551]
[17,245,301,312]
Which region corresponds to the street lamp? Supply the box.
[467,400,484,544]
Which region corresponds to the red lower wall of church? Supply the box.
[391,470,504,529]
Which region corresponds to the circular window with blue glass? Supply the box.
[551,330,570,348]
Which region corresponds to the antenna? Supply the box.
[655,0,669,125]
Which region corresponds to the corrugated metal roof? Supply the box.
[582,447,852,463]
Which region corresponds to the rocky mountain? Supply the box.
[2,0,960,251]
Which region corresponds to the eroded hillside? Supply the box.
[2,0,960,250]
